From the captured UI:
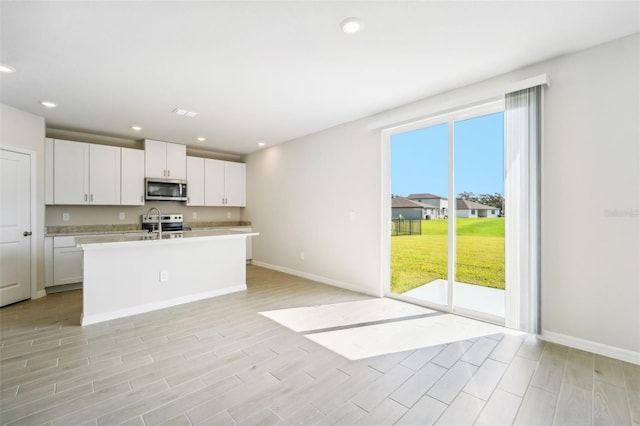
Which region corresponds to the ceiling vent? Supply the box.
[172,107,198,118]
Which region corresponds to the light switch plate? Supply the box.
[119,212,125,220]
[62,212,70,222]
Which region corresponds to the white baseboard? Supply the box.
[541,330,640,365]
[81,284,247,326]
[251,261,383,297]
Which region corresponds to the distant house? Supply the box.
[456,199,500,218]
[392,197,439,220]
[407,193,448,218]
[404,193,500,218]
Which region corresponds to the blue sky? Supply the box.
[391,112,504,197]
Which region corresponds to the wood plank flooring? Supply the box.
[1,265,638,425]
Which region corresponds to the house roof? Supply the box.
[392,197,438,209]
[407,193,446,200]
[456,199,496,210]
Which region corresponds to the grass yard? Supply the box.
[391,218,504,294]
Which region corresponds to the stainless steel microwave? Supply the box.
[145,178,188,201]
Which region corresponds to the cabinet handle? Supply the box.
[167,170,170,177]
[84,194,88,201]
[90,194,94,202]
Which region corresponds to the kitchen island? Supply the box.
[76,229,258,326]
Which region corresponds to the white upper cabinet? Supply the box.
[204,159,225,206]
[204,159,246,207]
[166,142,187,179]
[89,144,121,205]
[144,139,186,180]
[186,156,205,206]
[224,162,246,207]
[54,139,90,204]
[52,139,121,205]
[121,148,145,205]
[45,138,54,205]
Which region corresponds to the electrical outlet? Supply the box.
[159,270,169,282]
[226,211,231,219]
[192,211,197,219]
[119,212,125,220]
[62,212,70,222]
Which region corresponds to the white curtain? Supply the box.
[504,86,541,333]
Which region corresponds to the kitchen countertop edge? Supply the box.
[76,230,259,249]
[46,221,252,237]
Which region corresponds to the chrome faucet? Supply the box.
[146,207,162,238]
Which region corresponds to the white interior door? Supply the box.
[0,149,32,307]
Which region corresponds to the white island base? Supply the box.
[77,230,257,326]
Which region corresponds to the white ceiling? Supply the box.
[1,1,638,155]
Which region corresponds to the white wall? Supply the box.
[1,104,46,292]
[244,34,639,357]
[539,34,639,356]
[244,117,382,296]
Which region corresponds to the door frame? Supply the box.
[380,99,504,321]
[1,145,39,300]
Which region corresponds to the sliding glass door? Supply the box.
[453,112,505,319]
[388,103,505,322]
[390,123,450,308]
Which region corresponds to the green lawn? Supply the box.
[391,218,505,294]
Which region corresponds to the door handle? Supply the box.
[23,231,32,236]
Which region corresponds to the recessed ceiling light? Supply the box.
[257,141,265,147]
[172,107,198,118]
[0,64,16,73]
[40,101,58,108]
[341,17,362,34]
[197,137,206,142]
[131,125,143,131]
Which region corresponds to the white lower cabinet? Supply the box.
[53,236,84,286]
[46,233,142,289]
[45,236,85,287]
[229,227,252,261]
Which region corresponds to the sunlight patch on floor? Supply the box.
[260,298,523,360]
[260,298,435,332]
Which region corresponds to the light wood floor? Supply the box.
[1,265,638,425]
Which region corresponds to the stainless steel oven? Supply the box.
[141,213,185,233]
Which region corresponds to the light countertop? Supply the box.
[76,229,258,249]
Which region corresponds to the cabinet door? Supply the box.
[89,144,121,205]
[166,143,187,179]
[53,237,83,285]
[186,156,205,206]
[54,139,89,204]
[44,237,54,287]
[45,138,54,205]
[224,162,246,207]
[144,139,167,178]
[121,148,145,205]
[204,158,225,206]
